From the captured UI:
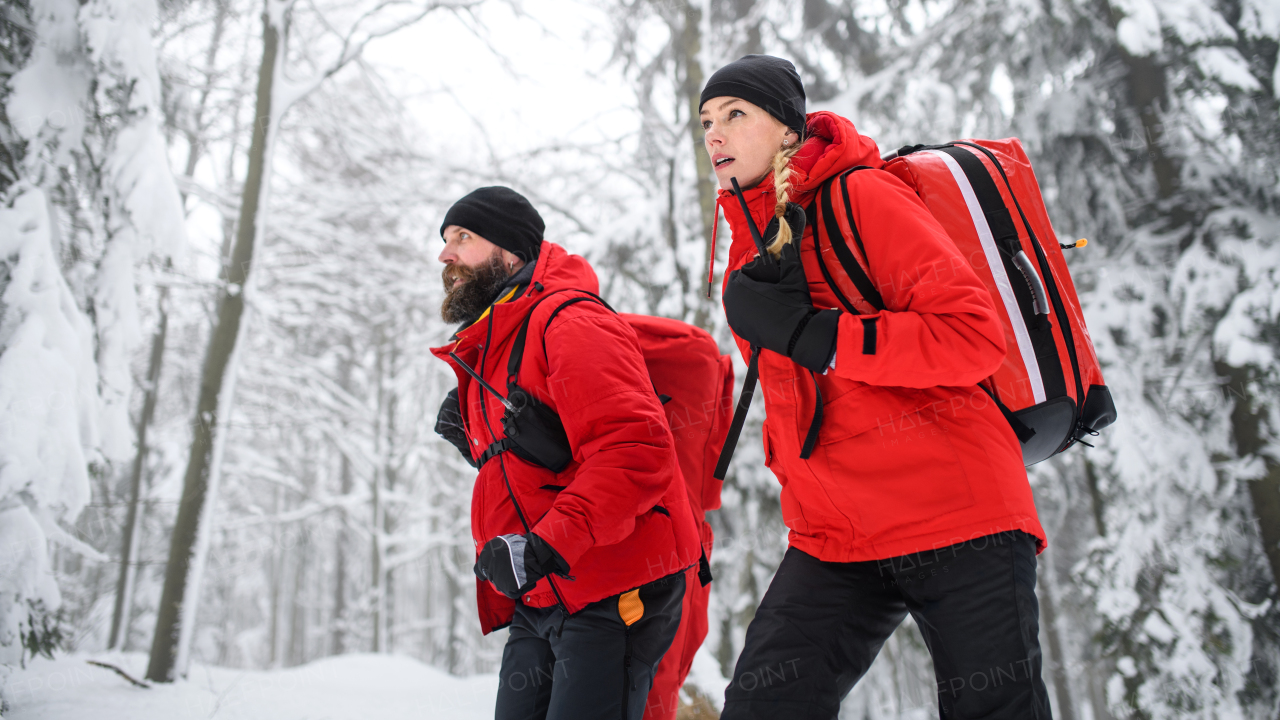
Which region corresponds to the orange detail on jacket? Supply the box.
[618,589,644,626]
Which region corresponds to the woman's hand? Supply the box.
[724,236,840,373]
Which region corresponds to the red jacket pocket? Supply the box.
[817,385,921,445]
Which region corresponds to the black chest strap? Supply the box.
[479,437,518,467]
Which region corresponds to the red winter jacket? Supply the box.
[431,242,702,634]
[717,112,1046,562]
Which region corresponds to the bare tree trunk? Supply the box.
[108,284,168,649]
[1038,553,1078,720]
[289,520,309,666]
[661,153,693,320]
[675,0,716,330]
[267,485,283,667]
[146,8,279,683]
[1101,1,1181,212]
[371,339,386,652]
[445,545,461,674]
[370,466,383,653]
[182,0,231,185]
[330,347,354,655]
[331,449,351,655]
[112,0,232,652]
[382,342,398,653]
[1217,360,1280,593]
[1247,464,1280,592]
[286,450,316,666]
[1068,456,1116,720]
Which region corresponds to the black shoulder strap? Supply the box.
[819,166,886,312]
[716,197,848,478]
[539,297,602,360]
[507,290,570,381]
[506,289,615,386]
[807,199,857,314]
[713,347,760,480]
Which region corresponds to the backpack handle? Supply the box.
[1012,251,1051,316]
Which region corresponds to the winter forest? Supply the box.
[1,0,1278,717]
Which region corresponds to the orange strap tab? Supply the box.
[618,589,644,627]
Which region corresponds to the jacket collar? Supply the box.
[713,111,884,273]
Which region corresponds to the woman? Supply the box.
[701,55,1052,718]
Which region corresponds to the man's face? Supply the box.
[440,226,502,271]
[439,226,510,324]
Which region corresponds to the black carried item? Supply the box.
[730,177,775,264]
[723,212,838,373]
[713,178,767,482]
[450,345,574,473]
[452,288,618,474]
[434,388,479,468]
[714,180,825,480]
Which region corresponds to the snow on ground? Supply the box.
[4,648,732,719]
[4,652,497,719]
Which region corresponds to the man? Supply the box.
[430,186,702,720]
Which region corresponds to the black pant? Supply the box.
[722,531,1051,719]
[495,571,685,720]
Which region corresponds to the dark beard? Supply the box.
[441,253,510,324]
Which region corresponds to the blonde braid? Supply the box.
[766,141,804,257]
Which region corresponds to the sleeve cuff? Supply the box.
[834,312,881,371]
[531,507,594,568]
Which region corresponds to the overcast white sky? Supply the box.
[365,0,639,161]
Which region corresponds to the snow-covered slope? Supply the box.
[4,646,736,719]
[5,648,732,719]
[4,653,498,719]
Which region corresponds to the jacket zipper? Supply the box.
[475,302,572,617]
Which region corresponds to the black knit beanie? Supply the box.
[439,186,545,263]
[699,55,807,136]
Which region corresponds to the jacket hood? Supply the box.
[708,112,882,287]
[526,241,600,297]
[716,111,883,204]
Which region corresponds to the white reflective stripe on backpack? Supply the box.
[929,149,1047,405]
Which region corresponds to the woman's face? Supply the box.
[701,97,795,191]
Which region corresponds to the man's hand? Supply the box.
[723,222,840,373]
[435,388,478,468]
[474,533,569,599]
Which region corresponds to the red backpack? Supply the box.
[624,315,734,523]
[625,316,731,720]
[810,139,1116,465]
[499,291,733,532]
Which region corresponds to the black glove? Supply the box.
[723,205,841,373]
[435,388,478,468]
[474,532,569,599]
